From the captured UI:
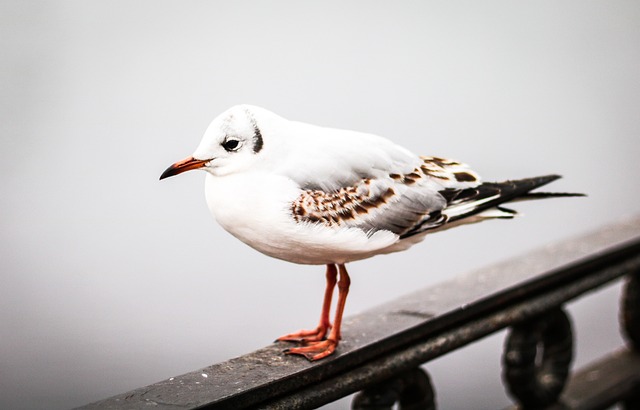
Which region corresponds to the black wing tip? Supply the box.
[497,174,575,191]
[524,192,587,199]
[517,175,585,197]
[445,174,583,221]
[514,174,562,186]
[540,174,562,181]
[493,175,586,200]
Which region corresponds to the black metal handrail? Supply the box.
[79,216,640,409]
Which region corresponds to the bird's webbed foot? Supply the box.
[283,338,338,361]
[276,324,331,344]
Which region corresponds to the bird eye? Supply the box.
[222,138,241,152]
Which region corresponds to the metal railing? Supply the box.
[79,216,640,409]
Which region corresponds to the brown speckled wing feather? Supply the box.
[290,156,481,236]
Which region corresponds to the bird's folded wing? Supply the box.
[290,156,482,237]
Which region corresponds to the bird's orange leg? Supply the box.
[285,264,351,361]
[277,264,337,343]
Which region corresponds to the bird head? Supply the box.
[160,105,270,180]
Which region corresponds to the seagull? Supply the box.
[160,105,582,361]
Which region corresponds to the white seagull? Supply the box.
[160,105,582,361]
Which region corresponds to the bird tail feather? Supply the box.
[400,175,584,239]
[445,175,584,224]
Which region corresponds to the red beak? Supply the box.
[159,156,210,180]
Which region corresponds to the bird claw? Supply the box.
[284,339,338,361]
[276,325,330,344]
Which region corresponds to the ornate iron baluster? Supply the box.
[621,269,640,351]
[352,367,435,410]
[621,270,640,409]
[502,307,574,409]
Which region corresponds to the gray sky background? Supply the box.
[1,1,639,409]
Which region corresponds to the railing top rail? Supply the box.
[79,215,640,410]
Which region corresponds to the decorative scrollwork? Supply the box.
[502,307,574,409]
[352,367,435,410]
[621,270,640,351]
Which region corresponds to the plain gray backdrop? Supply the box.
[2,1,639,409]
